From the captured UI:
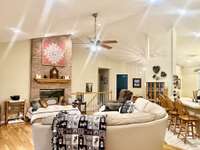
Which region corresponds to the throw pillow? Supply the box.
[119,100,135,113]
[31,101,40,112]
[39,99,48,108]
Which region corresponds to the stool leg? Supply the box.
[191,121,195,139]
[178,119,183,138]
[184,122,188,144]
[173,116,177,134]
[168,115,173,131]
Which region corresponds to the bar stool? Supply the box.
[175,100,199,143]
[163,96,179,134]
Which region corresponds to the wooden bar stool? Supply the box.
[163,96,179,134]
[175,100,199,143]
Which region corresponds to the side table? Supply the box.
[5,100,25,125]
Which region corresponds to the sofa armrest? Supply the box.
[32,123,52,150]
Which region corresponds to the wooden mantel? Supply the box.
[34,78,70,84]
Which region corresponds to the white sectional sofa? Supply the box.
[32,98,168,150]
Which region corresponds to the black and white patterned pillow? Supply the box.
[119,100,135,113]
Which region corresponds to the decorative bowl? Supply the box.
[10,95,20,101]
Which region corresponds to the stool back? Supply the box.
[164,95,175,111]
[174,100,189,116]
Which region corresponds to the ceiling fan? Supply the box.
[73,13,118,50]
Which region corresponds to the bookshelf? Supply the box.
[146,82,167,100]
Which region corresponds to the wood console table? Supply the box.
[5,100,25,125]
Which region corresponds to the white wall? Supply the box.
[72,47,127,100]
[175,65,182,96]
[0,40,31,118]
[181,67,199,97]
[126,62,145,96]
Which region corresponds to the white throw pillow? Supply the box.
[134,98,150,112]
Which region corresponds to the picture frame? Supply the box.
[132,78,142,88]
[41,37,66,66]
[86,83,93,93]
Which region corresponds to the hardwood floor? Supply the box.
[0,123,181,150]
[0,123,33,150]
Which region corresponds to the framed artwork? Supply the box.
[42,37,66,66]
[132,78,142,88]
[86,83,93,93]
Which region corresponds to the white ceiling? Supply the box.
[1,0,200,66]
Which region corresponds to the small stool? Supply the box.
[178,115,199,143]
[168,110,179,134]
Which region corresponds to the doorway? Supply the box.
[116,74,128,99]
[98,68,109,105]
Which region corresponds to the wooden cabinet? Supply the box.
[146,82,167,100]
[5,100,25,125]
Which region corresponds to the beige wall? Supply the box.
[126,62,145,97]
[0,40,31,119]
[72,47,127,101]
[181,67,199,98]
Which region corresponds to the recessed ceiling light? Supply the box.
[177,9,187,16]
[148,0,160,4]
[193,32,200,38]
[9,27,22,34]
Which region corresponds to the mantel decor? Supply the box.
[50,66,59,79]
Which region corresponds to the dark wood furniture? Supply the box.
[5,100,25,125]
[146,82,168,101]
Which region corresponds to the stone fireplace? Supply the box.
[30,35,72,101]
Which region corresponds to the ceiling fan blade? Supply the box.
[101,40,118,44]
[101,44,112,49]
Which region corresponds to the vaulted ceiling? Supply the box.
[0,0,200,66]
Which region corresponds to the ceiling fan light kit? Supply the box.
[73,12,118,51]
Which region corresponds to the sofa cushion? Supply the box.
[134,98,149,112]
[95,111,155,126]
[143,102,166,119]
